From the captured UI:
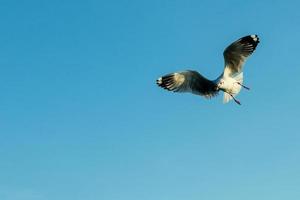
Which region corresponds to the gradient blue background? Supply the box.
[1,0,300,199]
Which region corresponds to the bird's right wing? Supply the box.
[156,70,218,98]
[223,35,259,77]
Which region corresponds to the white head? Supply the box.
[216,79,225,90]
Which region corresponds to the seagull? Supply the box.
[156,35,260,105]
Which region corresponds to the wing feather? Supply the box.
[156,70,218,98]
[223,35,259,77]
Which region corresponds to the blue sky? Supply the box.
[1,0,300,199]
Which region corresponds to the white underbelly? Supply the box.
[227,83,242,95]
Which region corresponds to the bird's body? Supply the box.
[218,72,244,104]
[156,35,260,105]
[220,75,242,94]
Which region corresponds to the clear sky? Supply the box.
[1,0,300,199]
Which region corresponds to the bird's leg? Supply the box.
[236,82,250,90]
[229,93,241,105]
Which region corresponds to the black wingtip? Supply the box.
[242,34,259,43]
[237,34,260,53]
[156,74,176,91]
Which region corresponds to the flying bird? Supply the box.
[156,35,260,105]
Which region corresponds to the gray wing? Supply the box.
[156,70,218,98]
[223,35,259,77]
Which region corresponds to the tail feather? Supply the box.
[223,93,232,104]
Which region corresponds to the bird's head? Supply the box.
[216,79,225,90]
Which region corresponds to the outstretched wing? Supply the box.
[156,70,218,98]
[223,35,259,77]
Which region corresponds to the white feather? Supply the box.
[223,72,243,104]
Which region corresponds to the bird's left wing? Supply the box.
[223,35,259,77]
[156,70,218,98]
